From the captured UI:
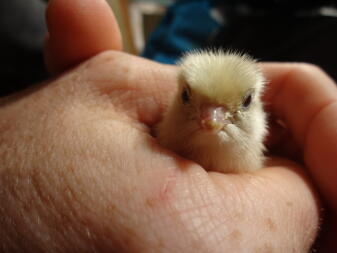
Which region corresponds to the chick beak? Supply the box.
[199,105,231,132]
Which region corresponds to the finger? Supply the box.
[261,63,337,211]
[261,63,337,147]
[44,0,122,75]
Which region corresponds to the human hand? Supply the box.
[0,0,325,252]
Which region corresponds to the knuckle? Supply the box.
[290,62,326,77]
[81,50,125,74]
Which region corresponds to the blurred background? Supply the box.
[0,0,336,96]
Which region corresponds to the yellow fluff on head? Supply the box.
[179,50,265,107]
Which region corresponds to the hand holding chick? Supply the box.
[157,51,267,172]
[0,0,326,250]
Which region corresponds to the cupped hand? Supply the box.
[0,0,332,252]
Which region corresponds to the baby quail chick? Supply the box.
[157,50,267,173]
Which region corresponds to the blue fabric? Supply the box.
[142,0,222,64]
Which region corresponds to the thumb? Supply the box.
[44,0,122,75]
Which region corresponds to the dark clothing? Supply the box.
[144,0,337,81]
[0,0,48,96]
[212,1,337,81]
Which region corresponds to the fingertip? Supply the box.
[45,0,122,74]
[261,63,337,145]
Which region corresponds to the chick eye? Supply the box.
[243,93,253,108]
[181,88,190,104]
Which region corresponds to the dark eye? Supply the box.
[181,88,190,104]
[243,94,253,108]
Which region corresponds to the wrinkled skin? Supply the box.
[0,0,336,252]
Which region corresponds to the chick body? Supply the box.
[157,51,267,173]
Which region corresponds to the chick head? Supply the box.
[178,50,265,136]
